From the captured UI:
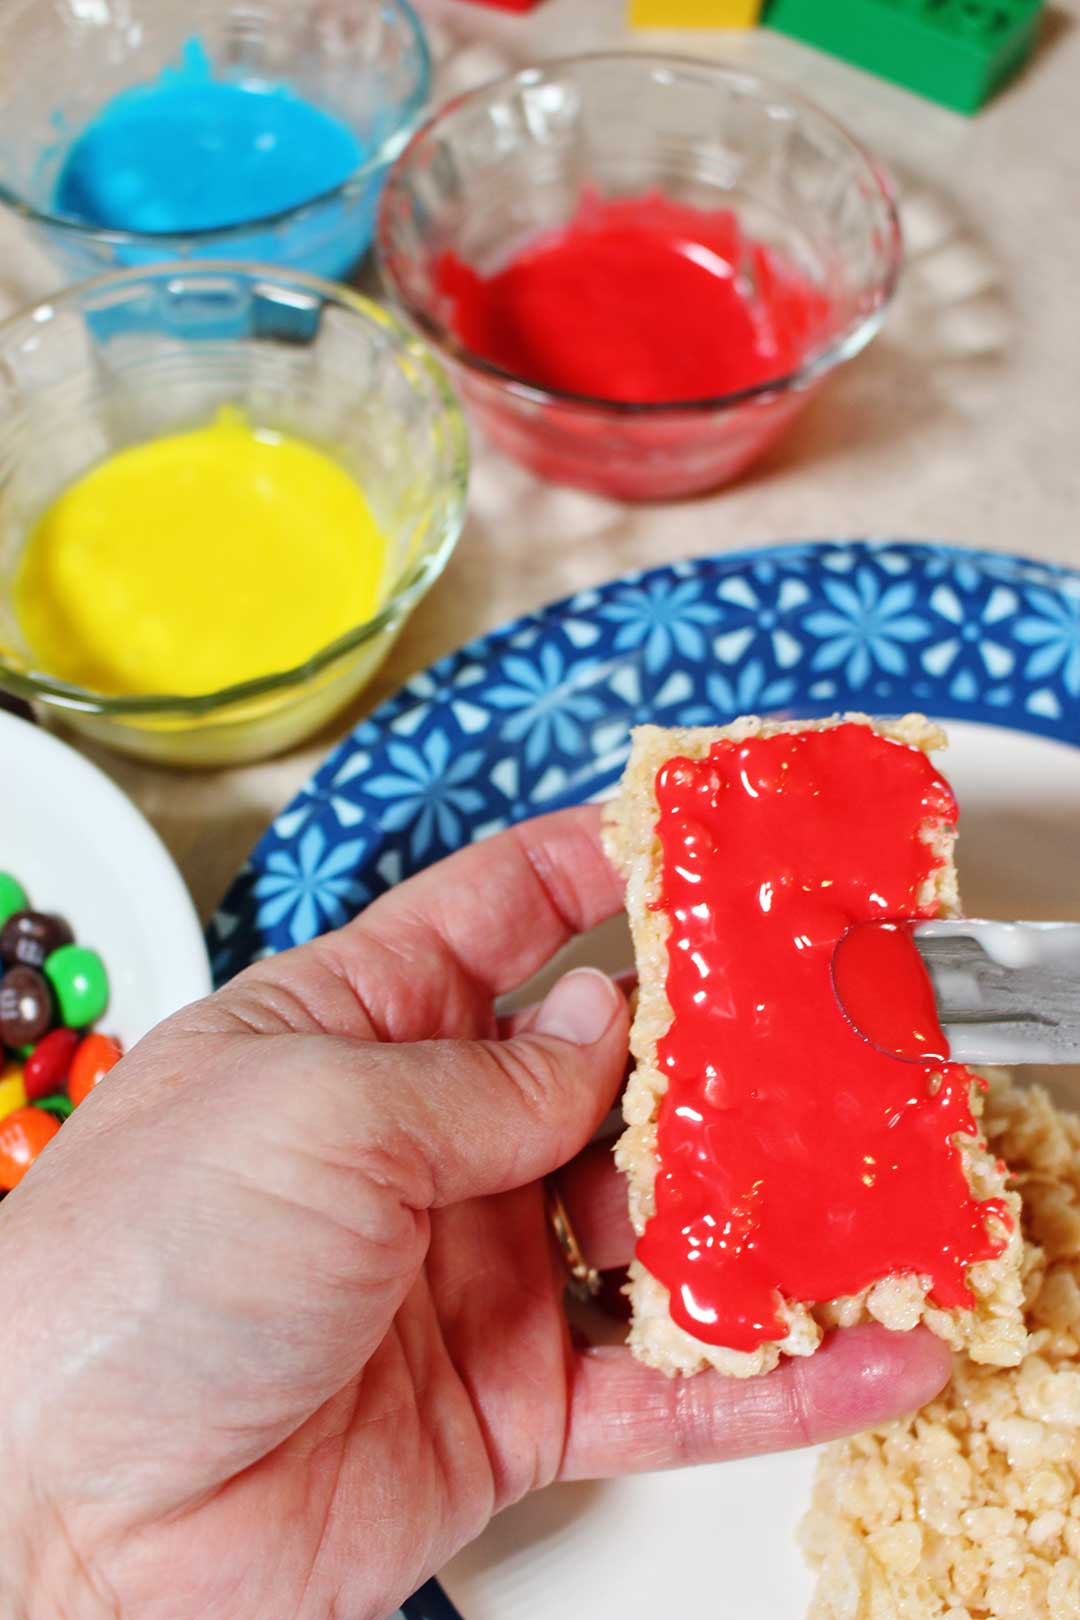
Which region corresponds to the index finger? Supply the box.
[343,803,624,1000]
[560,1326,952,1480]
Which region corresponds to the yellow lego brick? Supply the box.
[629,0,761,26]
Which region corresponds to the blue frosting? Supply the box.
[51,37,386,279]
[55,38,364,233]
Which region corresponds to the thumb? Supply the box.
[351,968,628,1207]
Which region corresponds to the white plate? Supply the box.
[0,711,211,1046]
[438,719,1080,1620]
[206,541,1080,1619]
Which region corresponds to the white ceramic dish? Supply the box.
[439,718,1080,1620]
[0,711,211,1047]
[206,540,1080,1619]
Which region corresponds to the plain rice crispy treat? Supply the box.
[802,1072,1080,1620]
[602,713,1026,1379]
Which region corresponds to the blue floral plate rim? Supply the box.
[208,536,1080,987]
[204,535,1080,1620]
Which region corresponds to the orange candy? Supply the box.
[0,1106,60,1189]
[68,1032,122,1108]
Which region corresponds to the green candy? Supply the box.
[0,872,28,929]
[43,944,109,1028]
[35,1094,74,1121]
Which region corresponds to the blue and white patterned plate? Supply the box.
[206,539,1080,1620]
[209,539,1080,980]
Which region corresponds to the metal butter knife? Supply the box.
[833,920,1080,1065]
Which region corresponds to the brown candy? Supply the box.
[0,966,54,1046]
[0,910,73,972]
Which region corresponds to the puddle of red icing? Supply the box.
[434,191,831,405]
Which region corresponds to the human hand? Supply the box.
[0,808,951,1620]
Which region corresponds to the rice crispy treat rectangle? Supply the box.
[602,713,1026,1379]
[802,1072,1080,1620]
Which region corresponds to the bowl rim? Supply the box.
[0,260,470,719]
[377,50,904,417]
[0,0,431,248]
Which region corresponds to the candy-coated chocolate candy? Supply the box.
[68,1032,122,1107]
[0,1071,27,1122]
[0,873,28,929]
[0,1105,59,1189]
[35,1093,74,1122]
[43,944,108,1028]
[24,1027,80,1102]
[0,909,73,971]
[0,966,54,1045]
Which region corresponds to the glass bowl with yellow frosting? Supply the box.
[0,264,468,765]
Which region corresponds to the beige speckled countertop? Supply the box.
[1,0,1077,921]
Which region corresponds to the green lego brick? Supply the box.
[762,0,1044,114]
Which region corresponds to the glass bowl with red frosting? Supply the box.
[378,54,901,502]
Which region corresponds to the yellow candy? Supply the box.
[0,1071,27,1122]
[629,0,761,25]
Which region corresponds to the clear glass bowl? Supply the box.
[378,54,902,502]
[0,265,468,767]
[0,0,430,286]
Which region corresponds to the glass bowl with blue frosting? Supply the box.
[0,0,430,285]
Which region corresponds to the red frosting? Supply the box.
[833,919,951,1063]
[638,725,1010,1353]
[434,192,830,405]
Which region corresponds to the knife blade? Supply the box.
[833,920,1080,1065]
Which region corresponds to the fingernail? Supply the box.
[535,968,619,1046]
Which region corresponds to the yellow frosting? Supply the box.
[16,407,388,696]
